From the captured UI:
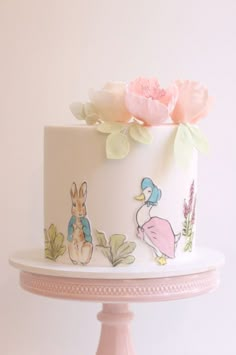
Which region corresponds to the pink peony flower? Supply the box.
[170,80,212,124]
[89,82,132,123]
[125,77,179,126]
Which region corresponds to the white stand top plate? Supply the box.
[9,247,224,279]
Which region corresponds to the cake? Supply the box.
[44,78,210,267]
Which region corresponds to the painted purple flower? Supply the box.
[182,180,197,253]
[183,200,189,218]
[191,197,197,225]
[188,181,195,213]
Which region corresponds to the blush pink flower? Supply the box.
[125,77,179,126]
[89,82,132,123]
[170,80,212,124]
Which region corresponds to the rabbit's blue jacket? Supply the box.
[67,216,92,243]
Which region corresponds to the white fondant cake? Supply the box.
[44,124,197,267]
[44,77,210,268]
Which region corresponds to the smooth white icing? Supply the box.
[44,124,197,267]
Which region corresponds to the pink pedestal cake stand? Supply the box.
[10,248,224,355]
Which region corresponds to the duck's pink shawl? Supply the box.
[138,217,175,258]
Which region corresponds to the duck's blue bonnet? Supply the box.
[141,177,162,206]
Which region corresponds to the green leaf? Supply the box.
[97,246,112,263]
[96,231,136,266]
[45,241,50,249]
[97,122,125,134]
[106,133,130,159]
[186,124,209,154]
[86,114,99,125]
[129,124,153,144]
[70,101,99,124]
[109,234,126,258]
[48,224,57,243]
[113,255,135,267]
[57,245,66,257]
[187,228,193,237]
[44,229,49,243]
[96,230,107,247]
[44,225,66,260]
[53,233,64,252]
[45,248,55,260]
[116,241,136,259]
[184,240,193,252]
[174,124,194,167]
[83,102,97,117]
[70,102,86,120]
[184,243,190,252]
[187,241,193,252]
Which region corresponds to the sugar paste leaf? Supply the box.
[97,122,125,134]
[83,102,97,117]
[96,230,107,247]
[106,132,130,159]
[186,124,209,153]
[129,124,153,144]
[70,102,86,120]
[109,234,126,257]
[174,124,194,167]
[86,114,100,125]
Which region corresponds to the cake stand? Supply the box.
[9,247,224,355]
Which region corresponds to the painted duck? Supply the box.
[135,177,180,265]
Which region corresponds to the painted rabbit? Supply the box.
[67,182,93,265]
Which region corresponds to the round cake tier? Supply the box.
[44,124,197,267]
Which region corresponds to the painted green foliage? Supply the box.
[182,181,196,252]
[95,230,136,267]
[44,224,66,261]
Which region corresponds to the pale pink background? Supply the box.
[0,0,235,354]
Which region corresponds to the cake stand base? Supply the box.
[97,303,134,355]
[10,249,224,355]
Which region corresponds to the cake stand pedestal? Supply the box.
[9,248,224,355]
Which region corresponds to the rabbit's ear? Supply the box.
[70,182,78,199]
[79,181,87,201]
